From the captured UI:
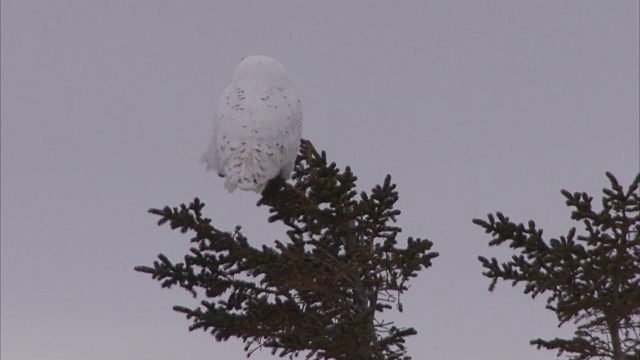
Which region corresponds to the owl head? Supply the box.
[233,55,290,88]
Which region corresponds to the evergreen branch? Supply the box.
[475,172,640,360]
[136,139,438,359]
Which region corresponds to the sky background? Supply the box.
[1,1,638,360]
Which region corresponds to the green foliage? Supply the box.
[136,140,438,360]
[474,172,640,360]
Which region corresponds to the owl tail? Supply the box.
[225,152,265,193]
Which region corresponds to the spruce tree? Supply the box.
[474,172,640,360]
[136,140,438,360]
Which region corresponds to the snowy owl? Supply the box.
[201,55,303,193]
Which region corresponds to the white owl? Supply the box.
[201,56,303,193]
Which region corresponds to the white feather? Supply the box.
[201,56,302,193]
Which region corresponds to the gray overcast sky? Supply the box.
[1,1,638,360]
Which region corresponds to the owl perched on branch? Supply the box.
[202,55,303,193]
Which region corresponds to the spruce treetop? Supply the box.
[474,172,640,360]
[136,139,438,360]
